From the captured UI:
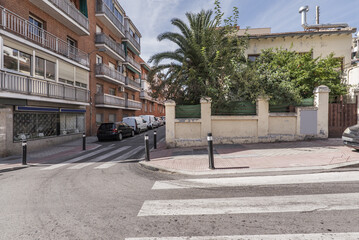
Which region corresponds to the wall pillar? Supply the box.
[165,100,176,146]
[200,97,212,143]
[314,85,330,138]
[0,106,13,157]
[257,96,269,137]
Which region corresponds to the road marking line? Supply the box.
[40,146,114,171]
[152,171,359,190]
[138,192,359,216]
[125,232,359,240]
[95,146,143,169]
[68,146,131,170]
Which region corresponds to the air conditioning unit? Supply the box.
[119,86,125,92]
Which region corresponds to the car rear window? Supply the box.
[99,123,115,130]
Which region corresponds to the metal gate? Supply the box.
[328,99,358,138]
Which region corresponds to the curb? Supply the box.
[0,165,29,174]
[139,159,359,176]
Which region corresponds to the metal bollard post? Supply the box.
[144,134,150,161]
[22,140,27,165]
[82,132,86,151]
[207,133,215,169]
[154,130,157,149]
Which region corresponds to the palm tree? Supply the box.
[148,10,220,104]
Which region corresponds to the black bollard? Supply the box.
[82,132,86,151]
[144,134,150,161]
[207,133,215,169]
[22,140,27,165]
[154,130,157,149]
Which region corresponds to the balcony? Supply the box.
[95,0,125,38]
[95,64,125,85]
[124,30,141,54]
[126,99,142,110]
[95,93,125,109]
[95,34,125,61]
[0,71,88,104]
[140,90,153,100]
[29,0,89,35]
[125,77,141,91]
[124,55,141,73]
[0,6,89,67]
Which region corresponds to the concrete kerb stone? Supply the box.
[139,159,359,176]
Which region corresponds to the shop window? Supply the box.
[3,46,31,75]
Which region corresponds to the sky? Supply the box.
[118,0,359,63]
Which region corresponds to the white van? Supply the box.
[122,117,147,134]
[140,115,157,129]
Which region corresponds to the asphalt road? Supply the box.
[0,127,359,239]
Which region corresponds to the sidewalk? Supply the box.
[0,136,100,173]
[141,138,359,175]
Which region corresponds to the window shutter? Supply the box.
[59,61,74,81]
[75,67,89,84]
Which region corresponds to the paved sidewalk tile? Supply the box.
[143,139,359,174]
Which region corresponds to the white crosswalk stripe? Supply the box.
[95,146,143,169]
[138,192,359,216]
[125,232,359,240]
[40,146,114,171]
[67,146,131,170]
[132,172,359,239]
[152,171,359,190]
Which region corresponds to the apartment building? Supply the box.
[0,0,90,156]
[87,0,142,135]
[139,61,165,117]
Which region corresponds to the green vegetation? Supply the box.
[148,0,347,106]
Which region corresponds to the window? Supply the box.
[132,94,135,100]
[109,87,116,95]
[96,84,103,93]
[75,82,87,88]
[109,62,115,69]
[149,103,152,112]
[29,15,43,39]
[67,37,77,57]
[144,100,147,112]
[96,25,102,33]
[96,55,103,64]
[35,57,55,80]
[108,114,116,123]
[96,113,103,125]
[114,7,123,23]
[59,79,74,85]
[3,46,31,75]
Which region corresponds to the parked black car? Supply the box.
[342,124,359,150]
[97,122,135,141]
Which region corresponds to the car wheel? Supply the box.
[131,130,135,137]
[117,133,123,141]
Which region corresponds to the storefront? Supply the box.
[13,106,86,142]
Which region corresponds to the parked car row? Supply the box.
[97,115,165,141]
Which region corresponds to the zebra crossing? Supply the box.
[128,172,359,239]
[40,145,143,171]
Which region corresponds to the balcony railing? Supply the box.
[125,30,141,53]
[140,91,152,100]
[95,33,126,60]
[126,99,142,109]
[95,64,125,84]
[0,71,88,103]
[0,6,89,67]
[95,93,125,108]
[48,0,89,31]
[95,0,125,36]
[125,77,141,90]
[125,55,141,72]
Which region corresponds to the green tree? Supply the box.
[148,1,248,105]
[249,48,347,104]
